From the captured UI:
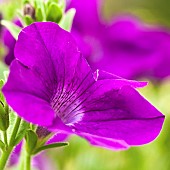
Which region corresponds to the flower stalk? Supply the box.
[3,131,8,147]
[0,146,13,170]
[25,152,31,170]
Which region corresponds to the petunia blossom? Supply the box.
[68,0,170,81]
[3,19,22,65]
[3,22,164,150]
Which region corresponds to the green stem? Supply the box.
[0,116,21,170]
[25,152,31,170]
[9,116,21,146]
[3,131,8,146]
[0,146,13,170]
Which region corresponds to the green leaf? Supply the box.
[0,20,22,40]
[14,120,30,145]
[46,3,62,23]
[33,142,68,155]
[0,140,5,151]
[25,130,38,154]
[0,80,5,103]
[59,8,76,31]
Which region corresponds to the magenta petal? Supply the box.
[14,22,81,85]
[68,0,101,35]
[77,132,129,150]
[95,70,147,88]
[72,85,164,146]
[2,60,55,126]
[47,133,69,144]
[3,22,85,126]
[3,22,94,127]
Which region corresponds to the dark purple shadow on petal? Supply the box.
[72,85,164,146]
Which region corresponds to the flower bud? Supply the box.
[25,130,38,154]
[46,3,62,23]
[0,102,9,131]
[23,3,35,20]
[36,126,51,139]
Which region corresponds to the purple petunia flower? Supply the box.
[3,22,164,150]
[68,0,170,81]
[3,19,22,65]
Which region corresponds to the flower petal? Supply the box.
[14,22,81,87]
[95,70,147,88]
[71,84,164,146]
[77,132,129,150]
[3,22,94,127]
[47,133,69,144]
[68,0,101,35]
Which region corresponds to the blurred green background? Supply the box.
[1,0,170,170]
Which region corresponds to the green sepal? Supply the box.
[25,130,38,154]
[16,10,26,27]
[34,0,46,21]
[6,110,16,140]
[3,71,9,82]
[59,8,76,31]
[7,112,28,147]
[0,140,5,152]
[59,0,66,12]
[13,120,30,146]
[33,142,68,155]
[46,0,59,6]
[46,3,62,23]
[35,7,43,21]
[0,104,7,131]
[24,15,34,25]
[0,20,22,40]
[47,0,59,3]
